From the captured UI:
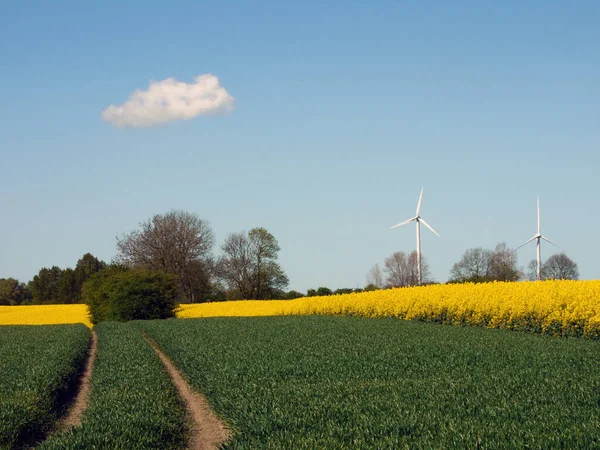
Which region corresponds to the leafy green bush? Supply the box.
[83,268,179,324]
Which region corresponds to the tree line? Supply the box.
[365,242,579,290]
[1,210,293,305]
[0,210,581,306]
[0,253,106,305]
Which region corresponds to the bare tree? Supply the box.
[384,252,409,287]
[384,251,430,287]
[449,243,522,283]
[366,263,385,289]
[541,253,579,280]
[218,232,252,299]
[449,247,494,282]
[489,242,522,281]
[217,227,288,299]
[526,259,539,281]
[115,210,215,302]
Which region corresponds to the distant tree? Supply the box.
[63,253,108,303]
[28,253,107,304]
[333,288,354,295]
[526,259,539,281]
[30,266,63,304]
[541,253,579,280]
[249,228,288,299]
[20,282,32,304]
[74,253,106,288]
[384,250,430,287]
[489,242,522,281]
[218,232,251,300]
[0,278,19,305]
[217,227,288,300]
[205,282,228,302]
[0,278,31,305]
[268,288,288,300]
[449,243,521,283]
[285,290,305,299]
[116,210,215,302]
[178,259,215,304]
[58,268,79,304]
[449,247,494,283]
[306,287,332,297]
[366,263,385,289]
[316,287,333,296]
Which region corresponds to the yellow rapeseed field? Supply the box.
[0,304,93,328]
[3,281,598,338]
[178,280,600,339]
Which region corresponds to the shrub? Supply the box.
[83,268,179,324]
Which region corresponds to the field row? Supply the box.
[2,317,600,448]
[138,316,600,448]
[0,324,90,449]
[40,322,187,449]
[0,322,187,449]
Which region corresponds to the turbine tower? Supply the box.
[389,187,440,285]
[515,198,556,281]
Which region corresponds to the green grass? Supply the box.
[138,316,600,449]
[0,324,91,450]
[40,322,187,450]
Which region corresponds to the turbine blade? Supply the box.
[389,217,416,229]
[514,236,537,251]
[416,187,424,216]
[537,197,541,234]
[419,218,440,237]
[541,236,564,251]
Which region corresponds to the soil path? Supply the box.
[144,334,231,450]
[58,330,98,430]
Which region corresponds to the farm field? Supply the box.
[2,280,600,448]
[0,305,92,328]
[139,315,600,449]
[41,321,188,449]
[0,324,90,449]
[2,280,599,341]
[179,280,600,339]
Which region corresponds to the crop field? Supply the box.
[2,280,599,341]
[1,280,600,448]
[139,315,600,449]
[0,305,92,328]
[0,324,90,449]
[179,280,600,339]
[41,321,187,449]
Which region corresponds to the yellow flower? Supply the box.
[0,304,93,328]
[177,280,600,339]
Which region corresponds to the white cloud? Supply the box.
[101,74,234,128]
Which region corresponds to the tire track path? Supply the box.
[58,330,98,431]
[143,334,231,450]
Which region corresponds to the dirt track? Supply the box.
[144,335,231,450]
[58,330,98,430]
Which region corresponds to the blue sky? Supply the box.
[1,1,598,292]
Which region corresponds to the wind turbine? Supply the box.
[389,187,440,285]
[515,198,557,281]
